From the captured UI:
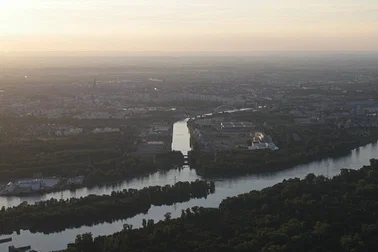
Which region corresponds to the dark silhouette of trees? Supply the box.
[0,180,215,235]
[164,212,172,221]
[66,159,378,252]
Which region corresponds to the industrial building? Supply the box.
[8,245,37,252]
[150,123,172,135]
[1,237,38,252]
[1,177,61,195]
[16,179,42,191]
[248,132,279,151]
[220,122,255,132]
[194,119,213,128]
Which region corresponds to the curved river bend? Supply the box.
[1,119,377,252]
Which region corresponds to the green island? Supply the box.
[0,180,214,235]
[188,110,378,176]
[65,159,378,252]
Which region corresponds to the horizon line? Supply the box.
[2,50,378,56]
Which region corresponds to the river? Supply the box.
[1,119,378,251]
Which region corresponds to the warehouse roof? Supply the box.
[221,122,254,129]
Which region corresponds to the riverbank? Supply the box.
[0,180,215,235]
[64,159,378,252]
[190,136,378,178]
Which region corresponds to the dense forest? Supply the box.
[0,180,214,235]
[0,115,182,184]
[66,159,378,252]
[85,151,184,186]
[0,128,185,187]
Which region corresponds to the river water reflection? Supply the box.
[0,119,377,251]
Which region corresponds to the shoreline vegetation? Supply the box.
[187,113,378,177]
[65,159,378,252]
[4,134,377,198]
[0,151,185,197]
[189,138,378,177]
[0,180,215,235]
[2,127,378,197]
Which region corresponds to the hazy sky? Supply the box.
[1,0,378,52]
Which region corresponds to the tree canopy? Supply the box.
[66,159,378,252]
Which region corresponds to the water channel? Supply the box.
[1,119,378,251]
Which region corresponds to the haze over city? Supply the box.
[2,1,378,252]
[1,0,378,52]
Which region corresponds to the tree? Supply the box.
[164,212,172,221]
[192,206,199,216]
[305,173,316,183]
[147,219,155,228]
[123,223,133,231]
[72,233,95,252]
[313,221,330,236]
[185,208,192,217]
[181,210,186,218]
[340,234,365,252]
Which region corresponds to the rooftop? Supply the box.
[221,122,255,129]
[147,141,165,145]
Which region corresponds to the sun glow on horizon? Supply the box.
[1,0,378,51]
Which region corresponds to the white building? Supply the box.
[248,132,279,151]
[249,143,269,150]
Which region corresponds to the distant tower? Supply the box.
[92,78,97,105]
[174,176,177,211]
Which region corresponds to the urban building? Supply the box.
[150,123,172,135]
[220,122,255,132]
